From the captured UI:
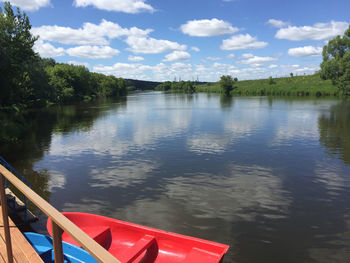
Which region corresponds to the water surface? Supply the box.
[1,92,350,263]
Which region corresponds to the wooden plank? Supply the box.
[52,221,64,263]
[0,166,121,263]
[0,175,13,263]
[0,206,43,263]
[0,232,17,263]
[0,250,6,263]
[7,223,44,263]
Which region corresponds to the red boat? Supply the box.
[47,212,229,263]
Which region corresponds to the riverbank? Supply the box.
[195,74,339,96]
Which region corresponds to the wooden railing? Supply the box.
[0,164,121,263]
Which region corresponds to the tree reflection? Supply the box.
[220,94,234,109]
[318,100,350,164]
[0,97,127,207]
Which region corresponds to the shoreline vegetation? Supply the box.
[1,1,349,114]
[194,74,338,97]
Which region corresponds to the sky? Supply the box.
[1,0,349,82]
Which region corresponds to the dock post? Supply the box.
[0,173,14,263]
[52,220,64,263]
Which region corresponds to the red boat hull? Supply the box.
[47,212,229,263]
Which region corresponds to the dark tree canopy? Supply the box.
[0,1,38,106]
[219,75,237,95]
[320,26,350,94]
[0,2,127,109]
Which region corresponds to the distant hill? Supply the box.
[125,79,161,91]
[125,79,209,91]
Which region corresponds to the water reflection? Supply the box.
[1,94,350,263]
[90,160,158,188]
[165,165,291,222]
[318,100,350,164]
[187,134,230,154]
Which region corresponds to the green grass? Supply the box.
[195,74,339,96]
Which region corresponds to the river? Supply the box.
[1,92,350,263]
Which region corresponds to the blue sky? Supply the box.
[1,0,349,81]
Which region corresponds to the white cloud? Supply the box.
[128,55,144,62]
[203,56,221,62]
[238,54,277,66]
[33,39,65,57]
[1,0,50,11]
[73,0,154,14]
[287,46,323,57]
[94,60,319,82]
[163,51,191,62]
[191,46,200,52]
[93,62,153,79]
[32,19,152,45]
[66,45,119,59]
[294,66,320,73]
[125,36,186,54]
[267,19,290,28]
[221,34,268,50]
[241,53,254,58]
[226,53,235,58]
[275,21,349,41]
[67,61,90,67]
[94,62,194,81]
[180,18,238,37]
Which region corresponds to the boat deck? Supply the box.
[0,205,43,263]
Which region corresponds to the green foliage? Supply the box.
[219,75,237,95]
[0,1,38,106]
[155,81,172,91]
[320,25,350,95]
[156,81,195,93]
[268,76,275,85]
[196,74,338,96]
[0,2,127,110]
[45,64,127,103]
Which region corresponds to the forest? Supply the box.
[0,2,126,110]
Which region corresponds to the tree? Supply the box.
[320,25,350,95]
[155,81,172,91]
[117,78,127,96]
[0,2,38,106]
[219,75,235,95]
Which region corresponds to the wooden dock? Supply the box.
[1,163,120,263]
[0,205,43,263]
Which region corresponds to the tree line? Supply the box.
[0,2,126,110]
[155,81,195,93]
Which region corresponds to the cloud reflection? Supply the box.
[89,160,158,188]
[165,165,291,222]
[313,161,348,196]
[187,134,231,154]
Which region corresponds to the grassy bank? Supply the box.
[196,74,339,96]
